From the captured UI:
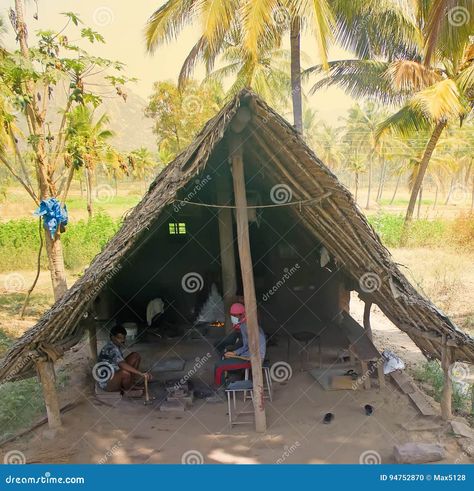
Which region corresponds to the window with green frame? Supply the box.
[168,222,187,235]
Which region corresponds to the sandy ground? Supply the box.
[1,295,472,465]
[1,245,473,465]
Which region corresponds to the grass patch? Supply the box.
[0,371,69,442]
[0,293,53,318]
[413,360,471,414]
[0,212,120,272]
[368,213,449,248]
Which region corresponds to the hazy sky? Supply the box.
[1,0,355,124]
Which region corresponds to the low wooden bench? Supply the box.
[338,312,385,389]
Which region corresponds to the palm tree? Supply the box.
[342,102,388,209]
[144,0,407,134]
[65,105,115,219]
[307,0,474,227]
[312,122,342,170]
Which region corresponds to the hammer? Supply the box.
[143,376,154,405]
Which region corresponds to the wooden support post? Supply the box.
[36,359,62,430]
[217,174,237,334]
[338,274,350,313]
[230,132,267,433]
[360,360,371,390]
[441,337,453,421]
[88,324,98,363]
[363,301,373,341]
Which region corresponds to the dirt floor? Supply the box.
[1,293,472,465]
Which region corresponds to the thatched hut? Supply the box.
[1,90,473,432]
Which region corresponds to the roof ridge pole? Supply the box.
[35,359,62,431]
[229,129,267,433]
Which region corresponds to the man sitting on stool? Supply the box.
[213,303,266,387]
[97,324,152,394]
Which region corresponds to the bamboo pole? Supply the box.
[36,360,62,430]
[230,132,266,433]
[441,335,453,421]
[217,174,237,334]
[363,301,373,341]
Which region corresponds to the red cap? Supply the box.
[230,303,245,315]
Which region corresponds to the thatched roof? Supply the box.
[1,89,473,383]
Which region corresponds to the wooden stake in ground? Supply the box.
[35,360,62,430]
[441,336,453,421]
[217,174,237,334]
[230,129,266,433]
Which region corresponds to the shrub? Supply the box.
[0,212,120,272]
[413,360,470,413]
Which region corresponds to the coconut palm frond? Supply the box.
[410,78,466,121]
[384,59,442,92]
[307,59,402,105]
[241,0,280,60]
[293,0,335,70]
[376,105,432,139]
[145,0,200,53]
[201,0,239,50]
[424,0,474,65]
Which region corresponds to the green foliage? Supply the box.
[145,80,224,163]
[0,213,120,272]
[0,371,69,442]
[368,212,447,247]
[414,360,469,413]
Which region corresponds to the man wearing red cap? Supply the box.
[213,303,266,387]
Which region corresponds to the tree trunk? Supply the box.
[417,185,423,219]
[85,168,93,219]
[365,157,372,209]
[444,175,455,205]
[15,0,68,301]
[290,16,303,135]
[465,158,472,186]
[355,172,359,202]
[390,173,401,205]
[404,120,447,225]
[44,231,68,300]
[433,184,439,210]
[376,159,386,202]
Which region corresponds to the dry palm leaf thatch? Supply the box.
[1,89,473,384]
